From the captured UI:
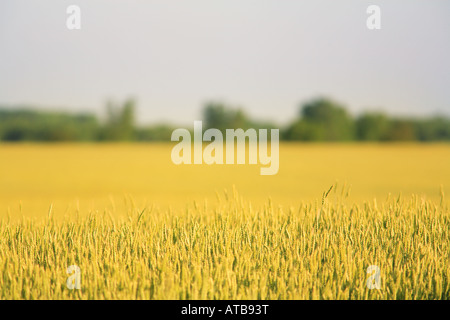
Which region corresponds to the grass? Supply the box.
[0,143,449,299]
[0,187,449,299]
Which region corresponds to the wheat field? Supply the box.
[0,143,449,299]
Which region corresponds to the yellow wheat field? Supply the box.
[0,143,449,299]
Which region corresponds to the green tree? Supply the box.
[356,112,389,141]
[415,117,450,141]
[285,98,355,141]
[0,109,99,141]
[384,120,416,141]
[101,99,136,141]
[202,102,251,133]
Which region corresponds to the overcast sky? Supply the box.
[1,0,449,125]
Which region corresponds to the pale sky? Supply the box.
[1,0,449,125]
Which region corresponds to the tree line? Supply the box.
[0,97,449,142]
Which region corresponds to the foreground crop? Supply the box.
[0,190,449,300]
